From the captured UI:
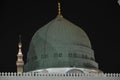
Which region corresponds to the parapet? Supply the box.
[0,73,120,80]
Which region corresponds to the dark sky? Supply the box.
[0,0,120,73]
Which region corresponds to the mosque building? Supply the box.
[1,2,120,80]
[16,2,102,74]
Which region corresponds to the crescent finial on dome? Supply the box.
[58,2,62,17]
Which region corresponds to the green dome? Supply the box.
[24,16,98,72]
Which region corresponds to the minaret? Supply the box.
[16,35,24,73]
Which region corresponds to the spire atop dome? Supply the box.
[58,2,62,17]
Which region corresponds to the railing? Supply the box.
[0,73,120,80]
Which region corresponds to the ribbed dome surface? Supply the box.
[24,16,98,72]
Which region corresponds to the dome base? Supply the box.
[31,67,102,74]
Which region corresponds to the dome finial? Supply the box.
[58,2,62,16]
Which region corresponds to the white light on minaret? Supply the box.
[16,35,24,73]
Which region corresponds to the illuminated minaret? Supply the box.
[16,35,24,73]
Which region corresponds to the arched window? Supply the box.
[59,53,62,57]
[41,54,48,59]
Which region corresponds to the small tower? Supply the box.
[16,35,24,73]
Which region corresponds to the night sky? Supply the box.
[0,0,120,73]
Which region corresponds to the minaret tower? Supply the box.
[16,35,24,73]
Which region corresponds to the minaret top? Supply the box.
[18,35,22,54]
[58,2,62,17]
